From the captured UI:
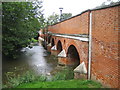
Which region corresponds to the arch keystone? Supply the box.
[58,49,66,57]
[74,61,87,74]
[51,45,57,50]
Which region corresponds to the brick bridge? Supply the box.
[39,4,120,88]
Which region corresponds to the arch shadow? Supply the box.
[67,45,80,68]
[57,40,63,53]
[51,38,55,47]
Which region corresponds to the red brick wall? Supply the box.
[91,6,119,88]
[46,5,119,88]
[48,12,89,35]
[51,36,89,73]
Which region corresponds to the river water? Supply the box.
[2,42,58,84]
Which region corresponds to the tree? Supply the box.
[2,2,44,59]
[47,13,72,25]
[61,13,72,21]
[47,13,59,25]
[95,0,120,9]
[32,1,46,29]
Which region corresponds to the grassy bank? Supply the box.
[17,80,102,88]
[3,67,102,88]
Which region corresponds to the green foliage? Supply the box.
[51,68,74,81]
[3,68,73,88]
[47,14,59,25]
[33,1,46,29]
[3,68,102,88]
[47,13,72,25]
[31,38,38,43]
[61,13,72,21]
[95,0,120,9]
[2,2,44,59]
[3,71,48,88]
[36,75,47,82]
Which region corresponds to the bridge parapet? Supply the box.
[47,32,89,42]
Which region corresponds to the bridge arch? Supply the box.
[67,45,80,68]
[57,40,63,53]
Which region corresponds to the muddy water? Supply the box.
[2,43,58,84]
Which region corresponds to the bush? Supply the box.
[3,71,48,88]
[36,75,47,82]
[51,68,74,81]
[3,67,74,88]
[31,38,38,43]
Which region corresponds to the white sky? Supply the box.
[42,0,118,18]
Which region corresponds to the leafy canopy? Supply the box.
[47,13,72,25]
[2,2,43,59]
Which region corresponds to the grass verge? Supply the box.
[17,79,102,88]
[3,67,102,88]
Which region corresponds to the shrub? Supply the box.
[3,71,48,88]
[51,67,74,81]
[3,67,74,88]
[31,38,38,43]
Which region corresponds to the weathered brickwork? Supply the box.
[53,37,88,59]
[48,12,89,35]
[43,5,120,88]
[91,6,119,88]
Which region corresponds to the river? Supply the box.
[2,42,58,84]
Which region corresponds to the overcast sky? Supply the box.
[42,0,118,18]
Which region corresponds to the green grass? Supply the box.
[17,80,102,88]
[3,68,102,88]
[3,71,47,88]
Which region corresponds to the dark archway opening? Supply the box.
[57,40,62,53]
[67,45,80,68]
[48,35,51,44]
[51,38,55,47]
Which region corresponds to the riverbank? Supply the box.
[3,67,102,88]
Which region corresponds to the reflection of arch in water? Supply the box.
[67,45,80,67]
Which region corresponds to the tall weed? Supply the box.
[3,67,74,88]
[51,67,74,81]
